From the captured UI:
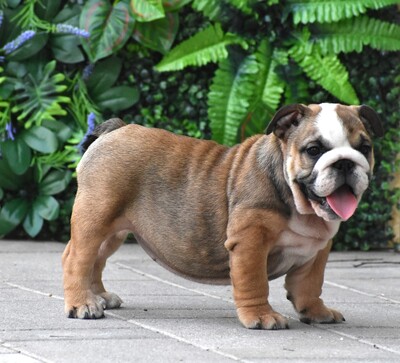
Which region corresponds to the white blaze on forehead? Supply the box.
[315,103,350,148]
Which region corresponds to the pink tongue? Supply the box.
[326,185,358,221]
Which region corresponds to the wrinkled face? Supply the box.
[282,104,376,221]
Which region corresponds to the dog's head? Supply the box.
[266,103,383,221]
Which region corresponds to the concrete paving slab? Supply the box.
[0,240,399,362]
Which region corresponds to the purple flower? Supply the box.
[3,30,36,54]
[56,24,90,38]
[87,112,96,134]
[5,122,15,141]
[0,11,3,29]
[78,112,96,154]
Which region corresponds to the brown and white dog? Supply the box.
[62,103,383,329]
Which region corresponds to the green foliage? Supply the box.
[286,0,400,24]
[0,0,398,250]
[155,0,400,145]
[0,0,139,240]
[208,51,258,145]
[289,38,359,104]
[80,0,135,62]
[5,60,70,128]
[155,24,248,72]
[314,16,400,53]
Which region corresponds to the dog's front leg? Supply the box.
[225,212,288,330]
[285,240,345,324]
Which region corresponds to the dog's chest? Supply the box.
[268,213,340,279]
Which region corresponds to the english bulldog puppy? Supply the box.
[62,103,383,329]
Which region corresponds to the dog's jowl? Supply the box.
[62,103,383,329]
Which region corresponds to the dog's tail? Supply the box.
[80,118,126,154]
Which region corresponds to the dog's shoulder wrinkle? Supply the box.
[81,118,126,154]
[258,136,292,217]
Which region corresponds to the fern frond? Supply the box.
[289,42,359,104]
[315,16,400,53]
[257,44,286,113]
[241,41,286,137]
[155,24,248,72]
[286,0,400,24]
[227,0,253,14]
[208,52,259,145]
[192,0,222,20]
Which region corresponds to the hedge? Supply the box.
[0,0,399,250]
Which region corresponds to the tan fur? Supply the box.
[63,103,380,328]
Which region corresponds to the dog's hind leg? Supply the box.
[90,231,128,309]
[62,199,124,319]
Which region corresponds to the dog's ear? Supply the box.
[266,104,309,138]
[358,105,384,137]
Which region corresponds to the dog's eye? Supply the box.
[306,146,322,157]
[360,144,371,156]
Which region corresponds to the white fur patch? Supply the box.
[315,103,350,148]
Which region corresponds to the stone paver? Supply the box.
[0,240,399,362]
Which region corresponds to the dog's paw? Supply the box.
[99,292,123,309]
[299,305,345,324]
[237,306,289,330]
[65,294,105,319]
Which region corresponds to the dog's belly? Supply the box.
[132,230,231,285]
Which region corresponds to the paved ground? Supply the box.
[0,240,399,363]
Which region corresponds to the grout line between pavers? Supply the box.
[5,264,400,359]
[325,280,400,304]
[114,262,400,357]
[4,281,245,362]
[4,282,64,300]
[312,325,400,355]
[106,311,249,362]
[1,342,54,363]
[115,262,233,303]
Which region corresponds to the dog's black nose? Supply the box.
[333,159,355,172]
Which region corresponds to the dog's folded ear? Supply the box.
[358,105,384,137]
[266,104,309,138]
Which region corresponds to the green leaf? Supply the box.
[208,51,259,146]
[38,169,72,195]
[289,42,359,104]
[50,35,85,64]
[0,198,29,237]
[243,41,286,137]
[1,137,32,175]
[0,159,23,191]
[94,86,139,112]
[192,0,222,20]
[53,3,81,23]
[162,0,192,11]
[0,188,3,200]
[256,41,286,113]
[8,33,49,61]
[33,195,60,221]
[86,57,123,97]
[21,126,59,153]
[314,16,400,54]
[155,24,248,72]
[133,11,179,54]
[131,0,165,22]
[42,120,72,144]
[23,208,44,238]
[80,0,135,62]
[35,0,62,21]
[10,60,69,127]
[228,0,253,14]
[286,0,400,24]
